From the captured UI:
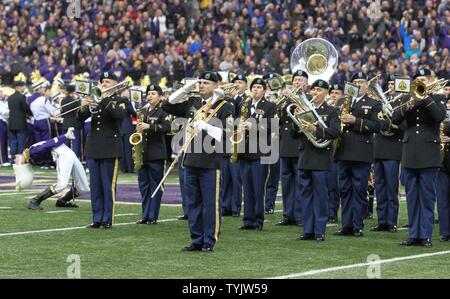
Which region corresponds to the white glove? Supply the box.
[193,120,222,141]
[65,127,75,140]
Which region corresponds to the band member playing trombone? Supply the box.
[135,85,171,224]
[334,72,382,237]
[392,68,447,247]
[371,74,404,233]
[77,72,127,229]
[162,71,233,252]
[292,79,340,241]
[60,85,82,158]
[238,78,277,231]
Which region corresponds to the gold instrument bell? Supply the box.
[290,38,338,84]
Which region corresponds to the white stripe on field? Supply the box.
[45,210,74,214]
[115,213,137,217]
[267,250,450,279]
[0,206,12,209]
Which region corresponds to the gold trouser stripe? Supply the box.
[214,169,221,242]
[111,158,119,224]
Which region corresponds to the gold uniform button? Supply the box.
[96,128,100,131]
[416,131,419,134]
[285,128,288,131]
[416,117,419,120]
[416,124,420,127]
[114,134,117,137]
[417,109,420,113]
[97,122,100,125]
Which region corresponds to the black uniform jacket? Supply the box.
[162,96,233,169]
[141,104,171,161]
[279,98,301,158]
[392,94,446,169]
[334,95,382,163]
[61,96,82,129]
[7,91,31,130]
[291,101,340,170]
[77,95,126,159]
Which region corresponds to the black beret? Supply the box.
[445,80,450,88]
[199,71,219,83]
[231,73,247,83]
[311,79,329,90]
[100,71,118,82]
[13,80,26,87]
[250,77,266,90]
[292,70,308,79]
[413,68,431,79]
[146,84,163,95]
[329,83,344,92]
[351,72,368,82]
[65,84,75,93]
[262,73,276,80]
[387,74,397,82]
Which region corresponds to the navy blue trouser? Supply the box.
[87,158,119,225]
[120,133,134,173]
[437,171,450,237]
[65,128,82,158]
[178,159,188,216]
[138,160,164,221]
[338,161,371,231]
[299,169,329,236]
[9,129,27,162]
[265,159,280,211]
[403,167,439,240]
[327,161,339,220]
[241,159,269,228]
[280,157,301,222]
[0,120,8,164]
[33,119,52,143]
[185,166,221,248]
[220,157,242,214]
[374,159,400,226]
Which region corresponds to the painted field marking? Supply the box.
[45,210,74,214]
[0,207,12,209]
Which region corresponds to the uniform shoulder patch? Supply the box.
[227,115,234,125]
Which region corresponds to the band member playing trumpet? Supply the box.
[292,79,340,241]
[77,72,127,229]
[135,85,171,224]
[239,78,277,231]
[393,68,447,247]
[371,74,404,233]
[162,71,233,252]
[334,72,382,237]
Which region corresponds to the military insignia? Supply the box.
[227,115,234,126]
[119,103,126,109]
[104,72,109,78]
[255,109,265,115]
[395,78,411,93]
[205,73,210,80]
[165,115,171,121]
[364,108,368,115]
[344,82,359,99]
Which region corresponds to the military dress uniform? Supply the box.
[392,69,446,246]
[60,86,82,158]
[77,73,126,228]
[293,80,340,240]
[334,73,382,236]
[371,96,404,232]
[119,97,137,173]
[137,95,170,224]
[437,121,450,241]
[239,78,277,230]
[162,71,233,251]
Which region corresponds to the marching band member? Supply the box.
[60,85,82,158]
[7,81,31,164]
[334,72,382,237]
[120,91,137,173]
[162,71,233,252]
[276,70,308,226]
[28,78,53,144]
[393,68,446,247]
[221,74,246,217]
[135,85,171,224]
[371,74,404,233]
[326,83,344,223]
[238,78,277,231]
[25,128,90,210]
[0,88,9,166]
[77,72,127,229]
[438,120,450,242]
[292,79,340,241]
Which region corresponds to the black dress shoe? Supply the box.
[296,234,314,240]
[388,225,398,233]
[136,219,149,224]
[353,229,364,237]
[232,212,240,217]
[239,225,254,230]
[265,208,274,214]
[315,235,325,241]
[328,218,337,223]
[178,215,188,220]
[86,222,101,229]
[275,218,291,226]
[296,221,304,227]
[201,245,214,252]
[222,210,233,216]
[55,200,79,208]
[439,235,449,242]
[402,224,409,228]
[421,239,433,247]
[370,224,388,232]
[100,223,112,229]
[399,239,416,246]
[334,227,353,236]
[148,219,157,224]
[181,244,202,252]
[27,199,43,210]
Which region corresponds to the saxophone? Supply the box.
[440,114,450,163]
[333,95,352,153]
[129,107,144,171]
[230,95,250,164]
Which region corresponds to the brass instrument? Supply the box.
[333,95,352,153]
[367,75,395,136]
[230,95,251,164]
[275,86,302,107]
[151,89,226,198]
[286,91,332,148]
[168,79,199,104]
[129,107,144,171]
[440,114,450,163]
[219,82,238,97]
[91,80,131,102]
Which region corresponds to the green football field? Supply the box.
[0,167,449,279]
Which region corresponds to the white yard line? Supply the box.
[0,206,12,209]
[267,250,450,279]
[115,213,138,217]
[45,210,74,214]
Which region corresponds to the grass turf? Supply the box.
[0,167,449,279]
